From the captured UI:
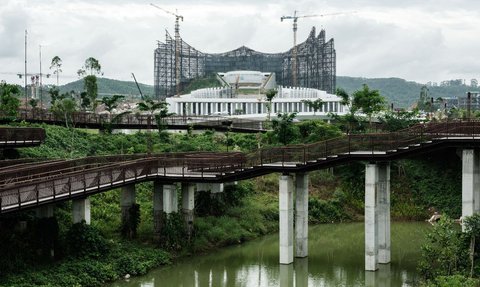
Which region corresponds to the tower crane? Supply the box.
[150,3,183,96]
[281,10,355,87]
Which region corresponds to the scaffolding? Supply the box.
[154,27,336,100]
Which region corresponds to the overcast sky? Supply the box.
[1,0,479,87]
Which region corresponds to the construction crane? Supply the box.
[150,3,183,97]
[281,10,355,87]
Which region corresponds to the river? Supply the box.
[110,222,430,287]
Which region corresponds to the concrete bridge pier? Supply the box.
[181,183,195,239]
[295,173,309,258]
[153,181,164,238]
[72,197,91,224]
[462,149,480,231]
[163,183,178,214]
[279,174,294,264]
[365,162,391,271]
[120,184,136,227]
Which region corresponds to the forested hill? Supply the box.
[337,76,474,108]
[59,76,476,108]
[59,78,154,98]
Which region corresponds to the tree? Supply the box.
[78,57,102,111]
[99,94,124,113]
[463,214,480,278]
[50,56,62,86]
[352,84,385,128]
[265,89,277,121]
[137,97,169,153]
[51,97,77,129]
[302,98,323,115]
[271,112,299,145]
[0,81,21,119]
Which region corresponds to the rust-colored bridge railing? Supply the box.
[0,127,46,148]
[1,120,480,214]
[3,109,268,132]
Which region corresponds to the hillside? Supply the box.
[58,76,476,108]
[59,78,154,98]
[337,76,474,108]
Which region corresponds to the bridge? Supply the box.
[0,127,45,148]
[1,120,480,271]
[1,109,268,133]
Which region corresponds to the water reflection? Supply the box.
[110,222,430,287]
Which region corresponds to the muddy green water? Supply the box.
[110,222,430,287]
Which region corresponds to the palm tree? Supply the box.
[265,89,277,121]
[302,98,323,115]
[137,97,169,153]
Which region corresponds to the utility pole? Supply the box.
[24,30,28,110]
[39,45,43,108]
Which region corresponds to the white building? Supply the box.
[166,71,348,119]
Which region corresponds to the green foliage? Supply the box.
[59,77,154,97]
[0,81,21,119]
[308,189,352,223]
[271,112,299,145]
[302,98,323,115]
[84,75,98,110]
[159,212,187,251]
[379,109,420,131]
[99,94,124,112]
[418,216,468,279]
[297,119,342,142]
[352,84,385,124]
[421,275,479,287]
[65,222,109,258]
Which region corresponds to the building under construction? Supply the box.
[154,27,335,100]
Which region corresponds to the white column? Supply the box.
[462,149,480,231]
[163,183,178,214]
[377,163,391,264]
[72,197,91,225]
[153,181,164,236]
[182,183,195,237]
[279,174,294,264]
[295,173,309,258]
[365,164,378,271]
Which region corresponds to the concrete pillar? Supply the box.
[377,163,391,264]
[462,149,480,230]
[72,197,91,225]
[182,183,195,238]
[279,174,294,264]
[121,184,136,226]
[153,181,164,237]
[196,183,224,193]
[163,183,178,214]
[295,173,308,258]
[365,164,378,271]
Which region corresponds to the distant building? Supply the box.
[444,91,480,110]
[166,71,347,119]
[154,27,336,100]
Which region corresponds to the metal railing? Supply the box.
[2,109,268,132]
[0,127,46,147]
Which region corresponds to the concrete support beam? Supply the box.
[377,163,391,264]
[182,183,195,238]
[121,184,136,226]
[153,181,164,237]
[279,174,294,264]
[72,197,91,225]
[365,164,379,271]
[462,149,480,231]
[163,183,178,214]
[196,183,224,193]
[295,173,309,258]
